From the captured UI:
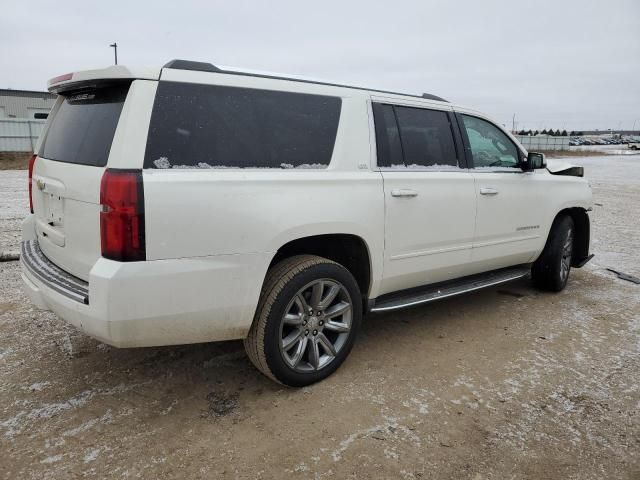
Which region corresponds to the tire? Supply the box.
[244,255,362,387]
[531,215,575,292]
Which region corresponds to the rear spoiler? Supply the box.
[48,65,160,94]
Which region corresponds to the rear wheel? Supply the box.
[244,255,362,387]
[532,215,575,292]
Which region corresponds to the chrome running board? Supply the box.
[371,265,530,313]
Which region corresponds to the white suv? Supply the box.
[21,60,593,386]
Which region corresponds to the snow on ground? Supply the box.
[0,154,638,478]
[572,155,640,276]
[0,170,27,254]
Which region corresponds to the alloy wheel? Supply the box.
[278,279,353,372]
[560,229,574,282]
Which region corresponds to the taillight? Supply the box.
[99,169,146,262]
[28,154,36,213]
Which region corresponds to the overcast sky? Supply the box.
[2,0,638,131]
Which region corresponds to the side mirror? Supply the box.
[523,151,546,170]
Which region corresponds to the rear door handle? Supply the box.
[479,187,499,195]
[391,188,419,198]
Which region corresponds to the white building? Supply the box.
[0,89,56,119]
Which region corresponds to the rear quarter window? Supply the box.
[144,82,342,169]
[39,84,128,167]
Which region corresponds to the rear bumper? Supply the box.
[20,237,272,348]
[21,240,89,304]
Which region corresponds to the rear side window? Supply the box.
[40,84,128,167]
[394,106,458,168]
[372,103,459,169]
[144,82,342,169]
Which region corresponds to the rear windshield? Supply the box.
[39,84,129,167]
[144,82,342,169]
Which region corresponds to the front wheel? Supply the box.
[244,255,362,387]
[532,215,575,292]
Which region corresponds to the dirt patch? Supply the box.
[0,302,18,315]
[0,152,31,170]
[202,391,240,418]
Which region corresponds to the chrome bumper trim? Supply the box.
[21,240,89,304]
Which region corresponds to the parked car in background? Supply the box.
[21,61,593,386]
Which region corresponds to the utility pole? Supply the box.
[512,113,516,133]
[109,43,118,65]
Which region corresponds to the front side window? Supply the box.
[460,115,520,169]
[144,82,342,169]
[372,103,459,169]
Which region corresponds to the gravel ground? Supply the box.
[0,156,638,479]
[0,170,25,257]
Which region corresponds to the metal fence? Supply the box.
[515,135,571,151]
[0,119,46,152]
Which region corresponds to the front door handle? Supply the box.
[391,188,419,198]
[479,187,499,195]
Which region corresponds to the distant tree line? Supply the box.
[515,129,584,136]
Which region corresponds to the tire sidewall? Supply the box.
[263,262,362,387]
[535,215,574,291]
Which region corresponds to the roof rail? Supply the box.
[163,59,221,73]
[162,59,448,102]
[421,93,448,102]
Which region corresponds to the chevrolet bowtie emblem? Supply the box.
[36,179,46,191]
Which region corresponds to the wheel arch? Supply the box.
[267,234,373,300]
[553,207,591,267]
